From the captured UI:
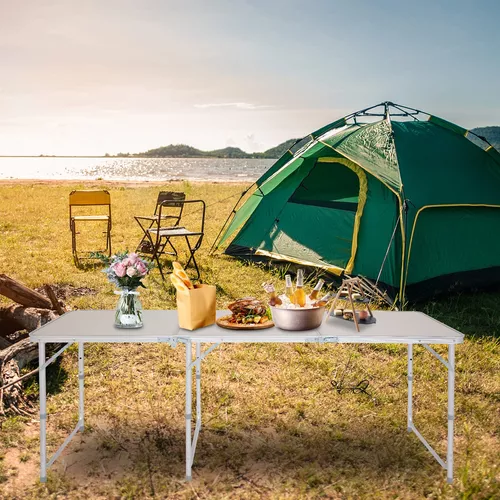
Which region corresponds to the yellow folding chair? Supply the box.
[69,190,112,265]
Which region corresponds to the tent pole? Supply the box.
[399,199,411,308]
[375,217,400,287]
[391,103,421,121]
[209,188,251,254]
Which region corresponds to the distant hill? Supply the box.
[137,138,301,159]
[128,127,500,160]
[139,144,205,158]
[258,139,300,159]
[471,126,500,151]
[206,147,249,158]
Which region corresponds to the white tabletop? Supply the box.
[29,310,180,343]
[29,310,463,345]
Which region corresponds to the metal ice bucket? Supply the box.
[270,305,325,331]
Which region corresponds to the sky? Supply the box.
[1,0,499,155]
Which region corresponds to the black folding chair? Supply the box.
[135,191,185,257]
[135,193,205,279]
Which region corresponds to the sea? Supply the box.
[0,157,275,182]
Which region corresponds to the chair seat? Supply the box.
[71,215,110,221]
[148,227,199,237]
[135,215,179,221]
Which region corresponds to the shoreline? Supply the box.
[0,178,252,187]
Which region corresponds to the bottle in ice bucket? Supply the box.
[313,293,332,307]
[263,283,283,306]
[285,274,294,301]
[293,269,307,307]
[309,279,325,301]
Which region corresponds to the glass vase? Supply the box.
[115,288,143,329]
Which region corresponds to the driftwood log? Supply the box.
[0,274,52,309]
[0,276,66,416]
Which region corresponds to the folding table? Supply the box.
[30,310,463,484]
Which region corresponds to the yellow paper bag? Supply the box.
[176,284,216,330]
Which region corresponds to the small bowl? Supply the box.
[270,305,325,331]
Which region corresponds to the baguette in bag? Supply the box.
[169,263,216,330]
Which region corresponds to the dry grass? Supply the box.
[0,180,499,499]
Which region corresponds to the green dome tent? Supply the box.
[213,102,500,302]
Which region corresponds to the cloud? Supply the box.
[244,133,263,153]
[194,102,274,110]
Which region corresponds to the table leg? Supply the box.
[185,339,192,481]
[39,341,47,483]
[195,342,202,435]
[78,342,85,431]
[447,344,455,484]
[407,343,413,432]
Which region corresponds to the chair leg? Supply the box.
[135,219,156,254]
[71,222,80,266]
[165,238,178,257]
[151,244,166,280]
[159,236,178,257]
[104,221,112,256]
[136,235,150,254]
[184,236,200,280]
[71,219,111,265]
[157,258,165,280]
[108,220,112,256]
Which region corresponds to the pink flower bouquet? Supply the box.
[103,251,153,290]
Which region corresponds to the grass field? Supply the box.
[0,181,498,499]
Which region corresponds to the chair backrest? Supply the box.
[155,191,186,217]
[69,190,111,225]
[69,190,111,206]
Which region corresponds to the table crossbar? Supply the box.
[410,423,447,469]
[187,342,221,370]
[47,420,83,468]
[423,343,450,369]
[42,342,73,371]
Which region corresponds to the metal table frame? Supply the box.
[30,310,462,484]
[181,338,456,483]
[38,341,84,482]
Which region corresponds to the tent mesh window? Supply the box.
[290,161,359,212]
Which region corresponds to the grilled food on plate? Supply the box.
[227,297,269,324]
[216,297,274,329]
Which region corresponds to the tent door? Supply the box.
[276,157,366,272]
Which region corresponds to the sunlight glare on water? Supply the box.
[0,157,274,182]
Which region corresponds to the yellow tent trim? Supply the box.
[317,157,367,274]
[254,248,345,276]
[396,203,406,306]
[402,203,500,298]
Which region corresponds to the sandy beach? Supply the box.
[0,178,249,187]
